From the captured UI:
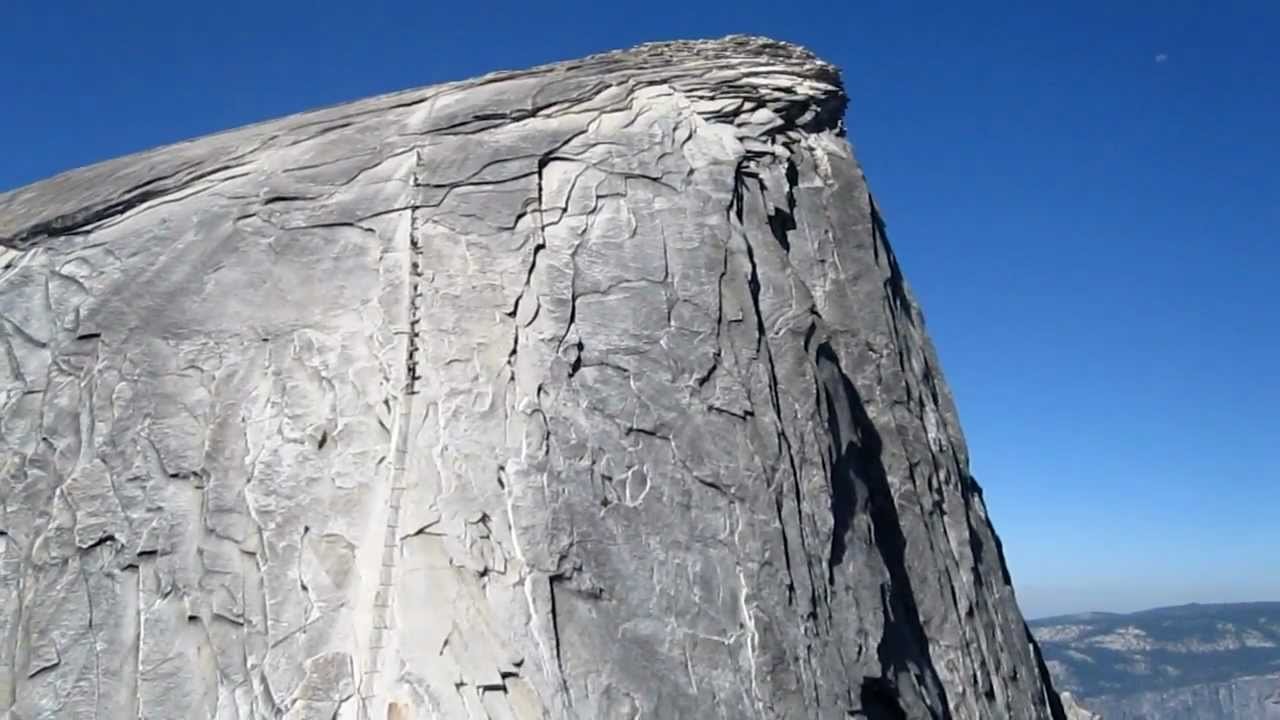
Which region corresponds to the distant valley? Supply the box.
[1032,602,1280,719]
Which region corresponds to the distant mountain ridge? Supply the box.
[1032,602,1280,719]
[1035,602,1280,627]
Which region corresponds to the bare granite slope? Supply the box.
[0,36,1065,719]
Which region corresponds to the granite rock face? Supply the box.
[0,37,1064,719]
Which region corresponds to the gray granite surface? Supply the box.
[0,36,1065,719]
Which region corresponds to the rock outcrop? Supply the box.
[0,37,1064,719]
[1062,692,1103,720]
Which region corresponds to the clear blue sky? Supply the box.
[3,1,1276,618]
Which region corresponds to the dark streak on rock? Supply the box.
[816,339,951,717]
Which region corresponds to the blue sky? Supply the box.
[3,1,1276,618]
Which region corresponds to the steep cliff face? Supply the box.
[0,37,1064,719]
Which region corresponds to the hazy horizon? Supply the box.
[1020,587,1280,621]
[3,1,1276,619]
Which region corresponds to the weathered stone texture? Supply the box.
[0,36,1064,719]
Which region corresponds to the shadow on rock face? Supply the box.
[816,340,950,720]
